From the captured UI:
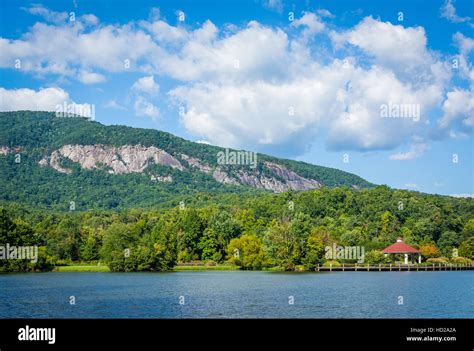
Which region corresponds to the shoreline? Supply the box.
[40,262,474,273]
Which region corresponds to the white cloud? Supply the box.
[78,70,106,84]
[0,21,157,78]
[170,62,440,152]
[155,21,291,82]
[332,17,436,77]
[81,14,99,26]
[437,88,474,137]
[292,12,326,38]
[104,100,126,110]
[450,193,474,198]
[1,7,471,156]
[22,5,100,26]
[453,32,474,81]
[132,75,159,94]
[440,0,471,24]
[316,9,335,19]
[134,96,159,120]
[389,143,430,160]
[262,0,284,13]
[0,87,92,115]
[22,4,68,24]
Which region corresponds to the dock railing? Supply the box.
[316,262,474,272]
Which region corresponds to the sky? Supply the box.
[0,0,473,196]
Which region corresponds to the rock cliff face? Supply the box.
[40,144,184,174]
[179,153,321,191]
[263,162,322,190]
[37,145,322,193]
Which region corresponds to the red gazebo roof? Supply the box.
[382,237,419,253]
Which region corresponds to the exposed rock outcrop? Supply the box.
[263,161,321,190]
[39,146,323,193]
[40,144,184,174]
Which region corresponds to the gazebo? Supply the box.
[382,237,421,264]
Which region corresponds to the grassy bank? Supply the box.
[173,265,241,271]
[53,264,240,272]
[53,265,110,272]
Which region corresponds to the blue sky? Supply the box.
[0,0,473,196]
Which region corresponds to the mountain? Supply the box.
[0,111,373,210]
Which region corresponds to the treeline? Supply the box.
[1,186,473,272]
[0,111,373,212]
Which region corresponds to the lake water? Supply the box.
[0,271,472,318]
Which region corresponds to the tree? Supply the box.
[458,237,474,259]
[419,243,440,259]
[100,222,139,271]
[177,209,203,262]
[80,226,101,261]
[198,228,221,262]
[145,221,178,271]
[460,219,474,242]
[0,209,51,272]
[340,227,364,246]
[364,250,390,264]
[263,222,295,270]
[302,229,325,270]
[437,231,459,257]
[208,211,242,258]
[227,234,267,270]
[47,218,81,261]
[379,211,399,244]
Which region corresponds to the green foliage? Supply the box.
[0,208,52,272]
[0,115,473,274]
[302,229,326,270]
[458,237,474,259]
[198,228,221,262]
[0,111,374,211]
[364,250,390,264]
[226,234,267,270]
[437,231,460,257]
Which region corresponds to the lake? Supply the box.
[0,271,473,318]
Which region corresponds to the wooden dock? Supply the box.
[316,263,474,272]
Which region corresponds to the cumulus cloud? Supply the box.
[131,76,159,94]
[330,16,446,84]
[453,32,474,81]
[0,87,92,116]
[170,62,439,152]
[292,12,326,38]
[389,143,430,161]
[1,7,472,156]
[133,96,159,120]
[78,70,106,84]
[104,100,126,110]
[437,88,474,137]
